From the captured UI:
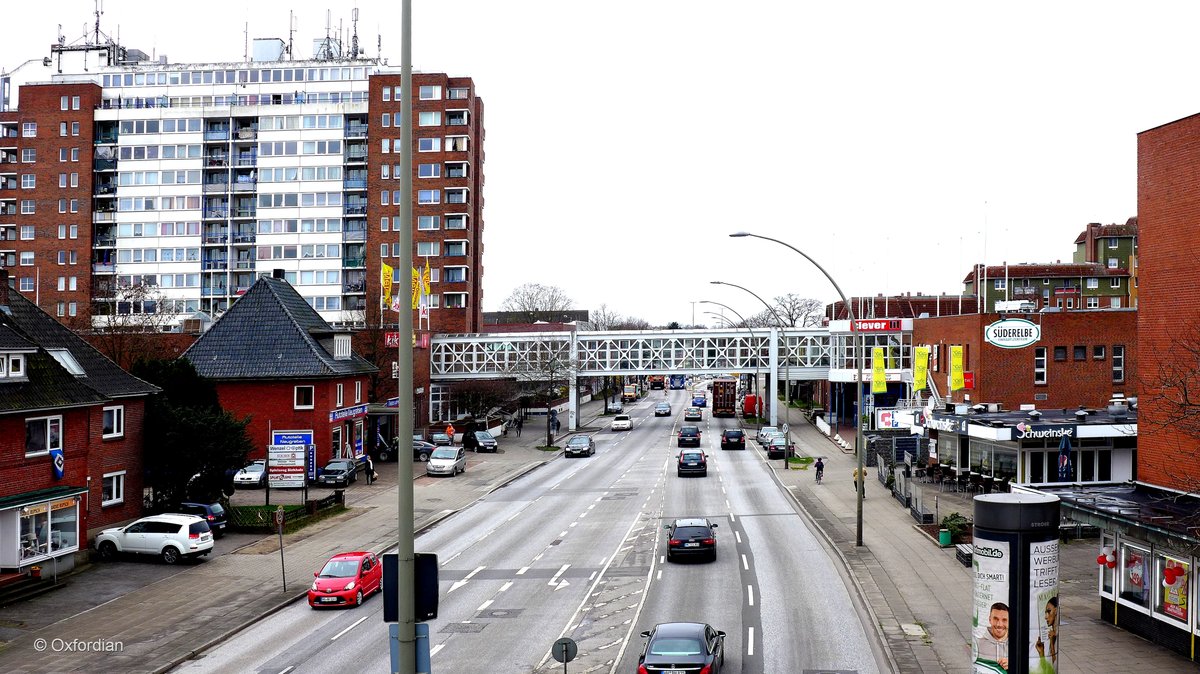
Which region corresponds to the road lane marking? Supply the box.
[500,581,513,592]
[279,667,294,674]
[330,616,367,641]
[477,599,493,612]
[747,585,754,606]
[657,570,662,580]
[517,566,529,575]
[431,644,445,658]
[735,531,742,543]
[742,554,749,570]
[729,513,736,522]
[548,564,571,586]
[748,627,755,656]
[449,565,487,593]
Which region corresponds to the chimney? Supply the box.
[273,268,286,279]
[0,269,8,307]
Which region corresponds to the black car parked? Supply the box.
[638,622,726,674]
[317,459,359,487]
[664,517,718,562]
[175,501,228,538]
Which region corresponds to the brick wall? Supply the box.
[85,398,147,536]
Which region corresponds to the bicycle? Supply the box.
[814,460,825,485]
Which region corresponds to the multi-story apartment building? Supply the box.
[963,261,1133,312]
[0,33,484,344]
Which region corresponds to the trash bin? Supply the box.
[938,529,952,547]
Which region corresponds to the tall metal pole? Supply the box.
[396,0,417,670]
[729,232,865,547]
[710,280,791,415]
[700,300,761,429]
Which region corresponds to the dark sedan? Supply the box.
[317,459,359,487]
[663,517,718,562]
[638,622,725,673]
[720,429,745,450]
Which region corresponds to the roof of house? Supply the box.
[0,286,159,412]
[962,262,1129,283]
[182,276,377,380]
[1074,220,1138,244]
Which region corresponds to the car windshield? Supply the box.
[657,403,670,409]
[476,431,494,441]
[431,448,458,459]
[242,464,264,473]
[681,452,704,462]
[209,503,225,515]
[318,559,360,578]
[568,437,590,447]
[673,526,711,539]
[649,637,703,656]
[325,462,349,471]
[725,430,743,438]
[760,427,777,435]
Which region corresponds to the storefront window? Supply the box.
[1100,534,1115,596]
[1119,543,1151,610]
[49,498,78,551]
[19,505,49,559]
[18,498,79,560]
[1156,555,1189,624]
[937,435,957,467]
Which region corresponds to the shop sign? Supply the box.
[854,319,902,332]
[23,503,48,516]
[1014,423,1076,440]
[984,318,1041,349]
[51,498,76,511]
[928,414,968,433]
[329,404,368,422]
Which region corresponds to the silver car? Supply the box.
[564,434,596,458]
[426,447,466,476]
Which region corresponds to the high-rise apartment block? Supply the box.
[0,31,484,336]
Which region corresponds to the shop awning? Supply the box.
[0,486,87,511]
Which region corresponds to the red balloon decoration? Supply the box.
[1097,554,1108,565]
[1107,561,1117,569]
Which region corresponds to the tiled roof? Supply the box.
[0,351,109,413]
[182,276,378,380]
[0,324,36,351]
[0,290,159,406]
[1074,220,1139,244]
[962,262,1128,283]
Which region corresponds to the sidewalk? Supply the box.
[768,404,1190,673]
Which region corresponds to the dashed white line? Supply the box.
[330,615,368,641]
[748,627,755,656]
[517,566,529,575]
[729,513,736,522]
[735,531,742,544]
[279,667,294,674]
[742,554,749,570]
[747,585,754,606]
[499,581,513,592]
[657,570,662,580]
[477,599,494,612]
[431,644,445,658]
[559,530,568,537]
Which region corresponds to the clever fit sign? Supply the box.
[984,318,1041,349]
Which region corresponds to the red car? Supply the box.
[308,551,383,608]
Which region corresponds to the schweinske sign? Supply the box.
[984,318,1041,349]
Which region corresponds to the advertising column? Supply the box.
[972,492,1060,674]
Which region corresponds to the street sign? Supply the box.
[551,637,577,663]
[274,506,285,527]
[268,444,307,488]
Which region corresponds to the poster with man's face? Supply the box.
[973,533,1010,673]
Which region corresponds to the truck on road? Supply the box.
[668,374,686,389]
[622,385,638,403]
[712,377,738,417]
[648,375,666,390]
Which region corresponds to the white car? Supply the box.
[233,460,267,488]
[95,514,214,565]
[426,447,466,476]
[756,426,779,445]
[611,414,632,431]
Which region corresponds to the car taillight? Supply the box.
[189,531,200,539]
[669,539,681,547]
[699,665,712,674]
[206,514,215,521]
[702,538,715,545]
[638,665,649,674]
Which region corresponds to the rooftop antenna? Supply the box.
[243,22,249,62]
[323,10,332,60]
[287,10,295,60]
[351,7,360,59]
[93,0,103,45]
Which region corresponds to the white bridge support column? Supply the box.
[769,327,779,427]
[568,331,579,432]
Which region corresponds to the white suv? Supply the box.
[95,514,214,565]
[611,414,632,431]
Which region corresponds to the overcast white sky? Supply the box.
[6,2,1196,327]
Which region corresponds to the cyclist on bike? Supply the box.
[814,457,825,484]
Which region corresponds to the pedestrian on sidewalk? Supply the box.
[364,455,375,485]
[852,467,866,498]
[515,417,523,437]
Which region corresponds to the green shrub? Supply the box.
[941,512,972,540]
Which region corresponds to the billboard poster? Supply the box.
[913,346,929,391]
[973,534,1010,673]
[951,345,965,391]
[1163,558,1189,622]
[1029,538,1059,673]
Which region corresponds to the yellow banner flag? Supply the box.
[411,267,420,309]
[380,262,394,302]
[950,345,965,391]
[913,346,929,391]
[871,347,887,394]
[422,258,431,295]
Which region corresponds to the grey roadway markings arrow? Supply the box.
[548,564,571,590]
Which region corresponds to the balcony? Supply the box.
[203,209,228,219]
[234,153,257,167]
[94,158,117,172]
[94,234,116,247]
[342,228,367,242]
[232,208,256,219]
[0,206,16,216]
[94,132,118,144]
[204,129,230,142]
[235,127,258,140]
[92,263,115,274]
[345,125,368,138]
[93,211,116,223]
[343,280,366,294]
[203,233,229,244]
[345,150,368,163]
[203,259,229,271]
[343,179,367,190]
[344,257,365,268]
[232,179,256,192]
[0,179,15,191]
[234,259,255,270]
[205,156,229,168]
[95,183,117,196]
[201,287,228,297]
[344,204,367,215]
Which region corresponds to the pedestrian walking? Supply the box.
[853,467,867,498]
[364,455,375,485]
[445,423,456,442]
[515,417,523,437]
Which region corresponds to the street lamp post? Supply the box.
[710,280,791,420]
[700,300,762,430]
[729,232,866,547]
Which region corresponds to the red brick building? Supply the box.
[0,269,157,574]
[912,310,1137,410]
[181,272,377,472]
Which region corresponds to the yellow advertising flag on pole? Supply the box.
[380,262,394,304]
[913,346,929,391]
[871,347,887,394]
[950,345,965,391]
[411,267,420,310]
[422,258,431,296]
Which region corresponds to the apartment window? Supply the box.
[443,292,467,308]
[21,122,36,137]
[417,189,440,204]
[445,214,466,230]
[60,95,69,110]
[58,199,67,213]
[392,243,403,257]
[57,251,66,265]
[70,148,79,161]
[18,278,33,292]
[20,200,34,214]
[381,139,390,154]
[20,174,35,189]
[69,224,77,239]
[59,122,68,137]
[445,240,468,256]
[380,217,389,232]
[446,136,468,151]
[59,148,68,162]
[448,87,469,99]
[418,138,441,152]
[418,163,440,178]
[446,188,467,204]
[381,87,391,101]
[381,165,390,179]
[1073,346,1086,361]
[1113,345,1125,383]
[102,405,125,438]
[25,415,62,456]
[71,96,80,110]
[993,279,1006,290]
[295,385,314,409]
[418,85,441,100]
[19,252,33,266]
[1034,347,1047,385]
[1053,346,1067,362]
[1108,237,1118,249]
[1111,298,1122,309]
[56,302,64,316]
[69,199,78,213]
[1110,278,1122,288]
[59,174,67,188]
[418,111,441,126]
[102,472,125,506]
[444,266,467,283]
[20,225,34,240]
[380,191,390,206]
[69,251,77,265]
[71,122,80,136]
[1086,277,1098,289]
[1107,258,1118,269]
[21,148,35,162]
[1094,345,1106,360]
[69,276,77,290]
[380,243,389,258]
[417,241,440,256]
[355,381,362,403]
[1085,296,1099,309]
[381,113,390,127]
[417,215,440,230]
[336,383,344,407]
[57,277,66,291]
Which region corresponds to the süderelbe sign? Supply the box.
[984,318,1041,349]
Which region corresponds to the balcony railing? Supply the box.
[203,182,229,193]
[343,281,366,293]
[234,154,257,167]
[94,235,116,247]
[93,212,116,222]
[232,180,256,192]
[344,257,365,268]
[203,234,229,244]
[201,287,228,296]
[0,206,16,216]
[94,132,118,144]
[343,179,367,189]
[204,129,230,141]
[234,259,255,269]
[92,263,115,274]
[232,233,256,244]
[206,157,230,168]
[235,128,258,140]
[94,158,117,171]
[345,150,368,162]
[342,229,367,242]
[203,209,228,219]
[95,184,117,195]
[344,204,367,215]
[203,259,229,270]
[232,208,256,218]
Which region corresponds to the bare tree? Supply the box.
[451,379,521,419]
[774,294,825,327]
[614,316,651,330]
[78,283,182,370]
[586,303,623,331]
[500,283,574,316]
[507,342,578,448]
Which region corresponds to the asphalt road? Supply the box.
[172,390,884,673]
